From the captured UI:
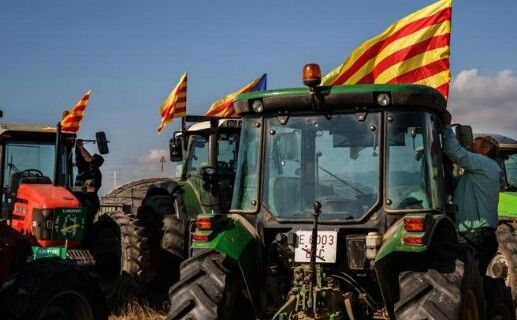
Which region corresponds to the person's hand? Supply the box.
[76,139,83,146]
[442,110,452,126]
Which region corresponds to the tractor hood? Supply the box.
[499,192,517,218]
[16,184,81,209]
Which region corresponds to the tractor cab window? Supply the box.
[386,112,444,211]
[231,119,261,211]
[216,133,239,174]
[262,113,380,221]
[3,141,56,189]
[185,135,209,175]
[505,154,517,188]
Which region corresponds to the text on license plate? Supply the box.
[294,230,337,264]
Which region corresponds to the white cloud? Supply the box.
[138,148,168,163]
[448,69,517,138]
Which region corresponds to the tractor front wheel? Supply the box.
[167,250,253,320]
[0,258,107,320]
[394,248,485,320]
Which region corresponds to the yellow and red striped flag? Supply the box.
[322,0,452,98]
[157,72,187,133]
[206,74,267,117]
[61,90,91,133]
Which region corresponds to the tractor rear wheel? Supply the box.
[0,258,107,320]
[487,223,517,312]
[167,250,254,320]
[394,248,485,320]
[89,211,151,310]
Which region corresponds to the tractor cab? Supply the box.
[169,116,241,213]
[0,122,108,257]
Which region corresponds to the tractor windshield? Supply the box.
[2,140,67,189]
[233,113,381,220]
[505,153,517,187]
[184,132,239,175]
[386,111,444,211]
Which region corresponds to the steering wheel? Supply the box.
[19,169,44,177]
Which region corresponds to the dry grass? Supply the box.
[108,300,167,320]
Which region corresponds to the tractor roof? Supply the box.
[0,122,76,137]
[187,119,241,132]
[234,84,446,116]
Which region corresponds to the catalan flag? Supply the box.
[61,90,91,133]
[157,72,187,133]
[206,74,267,117]
[322,0,452,98]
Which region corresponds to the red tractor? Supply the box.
[0,223,107,320]
[0,119,150,313]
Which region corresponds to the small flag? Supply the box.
[322,0,452,98]
[61,90,91,133]
[158,72,187,133]
[206,74,267,117]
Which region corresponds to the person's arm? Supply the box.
[441,122,486,173]
[75,140,88,173]
[78,144,95,163]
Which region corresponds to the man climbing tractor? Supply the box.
[442,111,501,274]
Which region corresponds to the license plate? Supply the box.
[294,230,337,263]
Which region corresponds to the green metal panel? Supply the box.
[175,180,203,217]
[32,246,67,260]
[375,213,455,262]
[236,84,441,102]
[191,217,256,260]
[499,192,517,219]
[51,208,86,240]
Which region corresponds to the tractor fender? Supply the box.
[374,213,458,319]
[191,214,262,317]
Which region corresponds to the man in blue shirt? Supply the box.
[442,111,501,273]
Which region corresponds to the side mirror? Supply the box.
[274,132,299,161]
[169,131,183,162]
[95,131,110,155]
[453,125,473,151]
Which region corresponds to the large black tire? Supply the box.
[487,223,517,310]
[394,248,485,320]
[167,250,253,320]
[138,188,188,300]
[0,258,107,320]
[88,211,151,310]
[484,277,515,320]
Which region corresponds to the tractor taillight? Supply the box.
[402,236,424,245]
[403,217,425,232]
[196,216,213,230]
[192,233,210,242]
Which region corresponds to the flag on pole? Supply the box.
[157,72,187,133]
[61,90,92,133]
[206,74,267,117]
[322,0,452,98]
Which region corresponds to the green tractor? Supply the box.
[136,116,241,296]
[484,134,517,310]
[167,65,513,320]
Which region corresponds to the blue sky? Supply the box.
[1,0,516,192]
